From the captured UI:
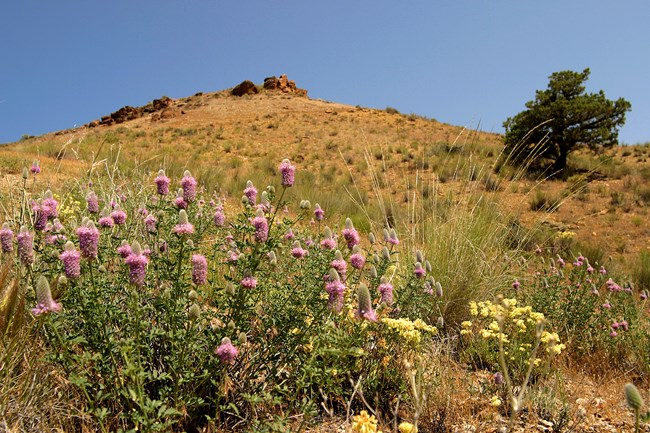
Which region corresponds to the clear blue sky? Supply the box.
[2,1,649,144]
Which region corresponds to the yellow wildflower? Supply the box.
[490,395,502,407]
[398,421,417,433]
[351,410,379,433]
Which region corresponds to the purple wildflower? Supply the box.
[279,159,296,187]
[144,214,157,233]
[192,254,208,286]
[285,228,295,241]
[117,240,133,258]
[350,246,365,270]
[512,279,521,290]
[154,169,171,196]
[59,241,81,279]
[76,221,100,259]
[251,210,268,243]
[341,218,360,249]
[86,191,99,214]
[387,228,399,246]
[173,210,194,235]
[124,241,148,286]
[111,205,127,225]
[31,276,61,316]
[17,227,34,266]
[330,250,347,278]
[414,262,426,278]
[325,269,345,313]
[215,337,239,364]
[0,223,14,253]
[213,209,225,227]
[314,203,325,221]
[291,241,308,258]
[557,257,565,268]
[243,180,257,206]
[493,372,504,385]
[355,284,377,322]
[241,275,257,289]
[181,170,197,203]
[30,160,41,174]
[377,277,394,306]
[586,264,595,274]
[174,188,188,209]
[600,266,607,275]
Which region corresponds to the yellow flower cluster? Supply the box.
[398,421,417,433]
[556,230,576,239]
[55,193,82,223]
[381,317,437,346]
[540,331,566,355]
[351,410,382,433]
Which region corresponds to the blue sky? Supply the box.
[2,1,649,144]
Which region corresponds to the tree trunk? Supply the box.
[552,146,568,176]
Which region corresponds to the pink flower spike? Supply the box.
[215,337,239,364]
[279,159,296,187]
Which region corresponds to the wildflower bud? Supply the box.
[238,331,247,345]
[58,274,68,287]
[188,290,199,301]
[435,281,443,298]
[425,260,432,273]
[373,253,380,264]
[266,185,275,194]
[625,383,644,411]
[241,195,249,205]
[225,281,236,296]
[356,283,377,322]
[32,275,61,315]
[382,246,390,261]
[369,232,376,244]
[186,239,194,248]
[98,265,107,273]
[188,303,201,320]
[227,320,236,330]
[131,241,143,256]
[437,316,444,328]
[268,250,277,266]
[369,265,378,278]
[22,167,29,179]
[382,228,389,242]
[416,250,424,264]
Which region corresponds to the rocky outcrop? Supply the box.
[88,96,183,127]
[263,74,307,96]
[231,80,259,97]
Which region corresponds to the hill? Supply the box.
[2,77,648,273]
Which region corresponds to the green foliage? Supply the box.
[503,68,631,175]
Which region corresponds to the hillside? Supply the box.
[1,77,649,272]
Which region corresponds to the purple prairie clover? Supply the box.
[251,209,268,243]
[600,266,607,275]
[32,203,49,231]
[243,180,257,206]
[641,291,648,301]
[610,330,618,338]
[314,203,325,221]
[155,169,171,196]
[181,170,198,203]
[279,159,296,187]
[98,208,114,228]
[350,246,366,270]
[512,279,521,290]
[586,264,595,274]
[342,218,360,249]
[173,209,194,236]
[76,221,100,259]
[17,226,34,266]
[377,276,394,306]
[144,214,157,233]
[493,372,504,385]
[43,190,58,218]
[117,240,133,258]
[0,223,13,253]
[325,269,345,313]
[356,284,377,322]
[603,301,611,309]
[620,320,629,331]
[125,241,148,286]
[241,275,257,289]
[285,228,295,241]
[320,227,336,250]
[414,262,426,278]
[174,189,188,209]
[557,257,565,268]
[213,209,225,227]
[31,276,61,316]
[59,241,81,279]
[30,160,41,174]
[330,250,347,278]
[215,337,239,364]
[111,205,127,225]
[387,228,399,246]
[86,191,99,214]
[192,254,208,286]
[291,241,308,258]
